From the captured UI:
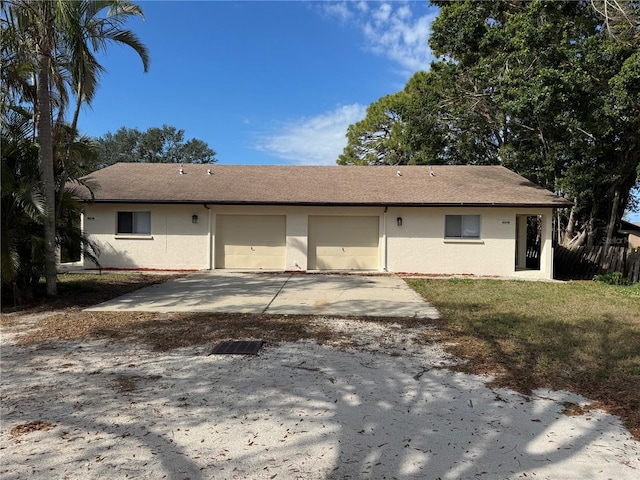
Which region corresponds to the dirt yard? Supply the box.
[2,303,639,479]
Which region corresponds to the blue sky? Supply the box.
[78,0,638,221]
[79,0,437,166]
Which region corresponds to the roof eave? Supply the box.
[81,199,572,208]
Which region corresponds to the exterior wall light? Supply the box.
[397,217,403,227]
[192,214,198,224]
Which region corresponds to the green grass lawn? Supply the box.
[406,278,640,438]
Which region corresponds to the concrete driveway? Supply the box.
[86,272,439,318]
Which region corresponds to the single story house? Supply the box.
[75,163,572,280]
[619,220,640,250]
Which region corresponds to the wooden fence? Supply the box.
[555,245,640,284]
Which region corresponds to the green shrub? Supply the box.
[593,271,630,286]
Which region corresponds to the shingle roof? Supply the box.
[620,220,640,233]
[75,163,572,208]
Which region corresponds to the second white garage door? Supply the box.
[308,216,379,270]
[215,215,286,269]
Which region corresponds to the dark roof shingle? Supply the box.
[76,163,572,208]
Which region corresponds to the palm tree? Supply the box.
[57,0,150,212]
[2,107,101,304]
[2,0,149,296]
[1,107,47,302]
[30,0,59,296]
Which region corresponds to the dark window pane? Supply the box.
[117,212,133,233]
[445,215,462,238]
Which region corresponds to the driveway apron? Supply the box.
[86,272,439,318]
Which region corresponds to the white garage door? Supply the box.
[308,216,379,270]
[215,215,286,269]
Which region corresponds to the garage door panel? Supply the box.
[223,255,280,269]
[316,237,378,248]
[315,246,378,257]
[308,216,379,270]
[224,245,285,255]
[216,215,286,269]
[315,255,378,270]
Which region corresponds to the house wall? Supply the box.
[385,206,554,279]
[82,203,555,279]
[83,203,211,270]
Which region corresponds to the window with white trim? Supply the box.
[117,211,151,235]
[445,215,480,239]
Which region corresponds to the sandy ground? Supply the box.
[1,315,639,480]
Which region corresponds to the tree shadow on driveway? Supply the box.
[2,328,638,479]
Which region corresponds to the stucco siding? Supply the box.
[385,207,554,279]
[83,204,210,270]
[285,213,309,271]
[82,204,555,279]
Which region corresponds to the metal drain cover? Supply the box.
[209,340,264,355]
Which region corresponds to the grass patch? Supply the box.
[406,278,640,439]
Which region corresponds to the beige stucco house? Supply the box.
[75,163,572,280]
[619,220,640,250]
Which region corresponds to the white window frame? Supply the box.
[445,214,481,239]
[117,211,151,235]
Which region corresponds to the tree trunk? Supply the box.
[586,209,597,248]
[567,227,587,248]
[56,83,83,220]
[36,52,57,296]
[604,188,620,255]
[560,200,578,246]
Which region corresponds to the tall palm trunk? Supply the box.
[56,82,83,220]
[36,38,57,296]
[5,0,149,299]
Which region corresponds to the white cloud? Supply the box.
[322,1,353,22]
[255,104,367,165]
[322,1,437,74]
[255,3,437,166]
[373,3,392,23]
[355,1,369,14]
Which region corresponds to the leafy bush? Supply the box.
[593,272,631,286]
